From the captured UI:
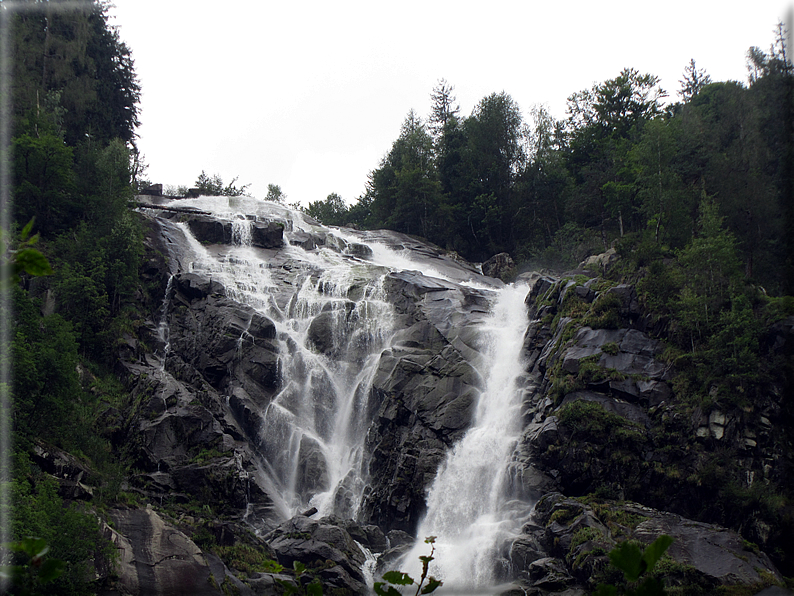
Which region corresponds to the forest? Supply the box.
[307,37,793,298]
[3,0,794,593]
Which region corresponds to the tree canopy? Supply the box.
[309,31,792,293]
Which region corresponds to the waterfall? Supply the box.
[152,196,534,587]
[259,269,396,516]
[164,197,401,518]
[403,283,530,590]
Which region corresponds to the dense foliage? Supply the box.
[4,1,144,593]
[310,34,792,297]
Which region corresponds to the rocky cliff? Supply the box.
[39,196,791,595]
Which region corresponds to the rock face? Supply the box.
[503,493,785,594]
[96,202,791,594]
[482,252,515,280]
[360,271,491,533]
[106,506,221,596]
[507,274,793,579]
[117,269,281,530]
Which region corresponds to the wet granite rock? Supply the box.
[358,269,499,533]
[296,435,330,495]
[509,494,785,593]
[251,220,284,248]
[528,557,576,591]
[106,506,222,596]
[186,216,231,245]
[482,252,515,280]
[265,515,367,595]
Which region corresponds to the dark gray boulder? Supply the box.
[482,252,515,280]
[634,512,785,586]
[106,506,222,596]
[511,494,785,593]
[265,515,367,595]
[251,220,284,248]
[186,216,231,244]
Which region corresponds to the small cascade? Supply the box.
[355,540,378,590]
[231,216,253,246]
[402,283,531,590]
[156,274,175,369]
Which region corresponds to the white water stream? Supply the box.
[402,283,530,590]
[164,200,396,518]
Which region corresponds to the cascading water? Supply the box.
[150,195,535,590]
[156,274,175,368]
[162,197,402,519]
[403,283,531,591]
[259,270,395,517]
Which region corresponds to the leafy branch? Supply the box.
[374,536,443,596]
[0,537,65,595]
[595,535,674,596]
[3,218,53,284]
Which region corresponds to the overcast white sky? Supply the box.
[109,1,791,206]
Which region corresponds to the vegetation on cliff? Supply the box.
[308,29,793,298]
[4,1,144,592]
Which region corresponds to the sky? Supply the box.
[109,0,792,206]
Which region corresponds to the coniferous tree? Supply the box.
[8,0,140,146]
[428,79,460,146]
[367,111,441,238]
[678,59,713,101]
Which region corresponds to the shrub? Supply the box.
[9,453,116,595]
[584,292,623,329]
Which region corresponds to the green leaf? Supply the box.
[263,559,284,573]
[418,555,434,563]
[608,541,645,582]
[421,576,443,594]
[38,558,65,583]
[293,560,306,576]
[374,582,403,596]
[25,232,40,247]
[14,248,54,277]
[20,218,34,242]
[641,535,673,572]
[306,580,324,596]
[382,570,414,585]
[594,584,619,596]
